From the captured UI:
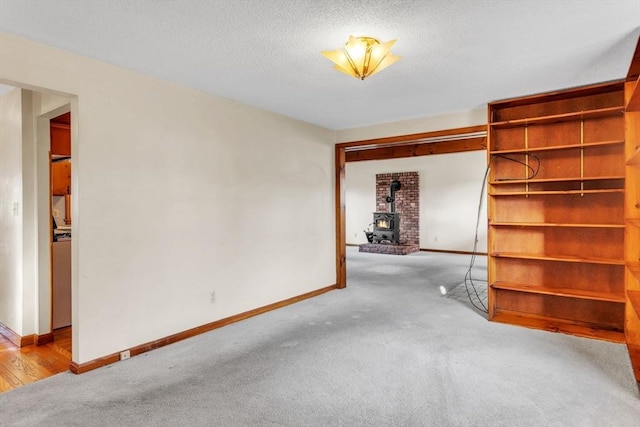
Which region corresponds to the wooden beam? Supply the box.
[335,145,346,288]
[337,124,487,150]
[345,136,486,162]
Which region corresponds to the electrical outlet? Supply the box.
[210,291,216,304]
[120,350,130,360]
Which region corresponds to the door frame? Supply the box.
[334,124,488,288]
[36,103,72,340]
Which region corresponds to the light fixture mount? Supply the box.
[322,35,400,80]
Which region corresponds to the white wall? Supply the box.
[0,88,24,334]
[346,151,488,252]
[0,32,336,363]
[338,108,487,253]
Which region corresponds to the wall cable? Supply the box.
[462,153,541,313]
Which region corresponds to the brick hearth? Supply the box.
[359,242,420,255]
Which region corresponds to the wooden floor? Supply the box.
[0,327,72,393]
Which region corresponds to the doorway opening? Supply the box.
[50,111,73,359]
[334,125,488,289]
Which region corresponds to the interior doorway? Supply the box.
[50,111,73,358]
[334,125,488,288]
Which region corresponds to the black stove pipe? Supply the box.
[386,180,402,212]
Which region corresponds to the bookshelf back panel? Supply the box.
[491,146,624,180]
[583,116,625,142]
[490,155,538,181]
[583,145,626,176]
[493,258,624,295]
[491,127,524,151]
[495,290,624,328]
[527,121,579,148]
[491,179,624,193]
[490,227,624,260]
[489,193,624,224]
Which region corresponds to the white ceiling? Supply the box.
[0,0,638,130]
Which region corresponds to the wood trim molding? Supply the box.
[36,332,54,346]
[345,136,486,162]
[335,145,346,289]
[0,322,22,347]
[70,284,339,374]
[0,322,36,347]
[336,124,487,150]
[420,248,488,256]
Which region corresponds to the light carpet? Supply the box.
[1,248,638,426]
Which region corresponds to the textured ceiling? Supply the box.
[0,0,639,130]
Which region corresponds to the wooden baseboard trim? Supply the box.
[0,322,36,347]
[70,284,339,374]
[346,243,361,247]
[0,322,21,346]
[36,332,54,346]
[420,248,488,256]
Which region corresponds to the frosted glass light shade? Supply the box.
[322,36,400,80]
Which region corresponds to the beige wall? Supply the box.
[1,32,336,363]
[0,31,487,364]
[0,88,24,334]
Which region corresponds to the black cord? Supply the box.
[463,162,490,313]
[492,153,540,180]
[462,153,542,313]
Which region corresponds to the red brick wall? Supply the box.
[376,172,419,244]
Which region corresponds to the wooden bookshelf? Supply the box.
[490,222,624,229]
[490,189,624,196]
[624,35,640,391]
[491,311,625,342]
[490,139,624,154]
[487,81,626,342]
[492,281,625,303]
[491,252,625,265]
[490,106,624,128]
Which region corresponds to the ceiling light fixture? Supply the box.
[322,36,400,80]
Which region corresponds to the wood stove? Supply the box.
[372,212,400,244]
[370,178,402,244]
